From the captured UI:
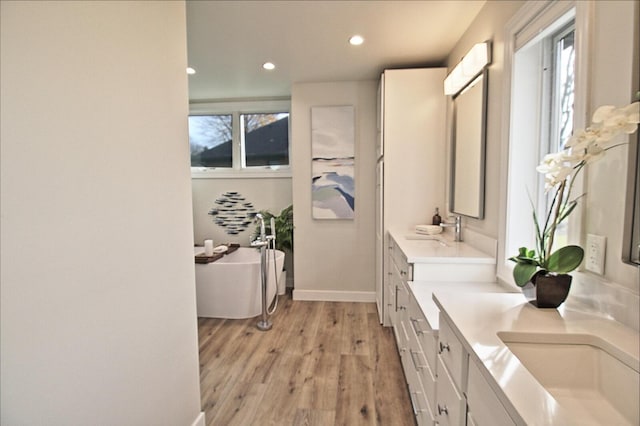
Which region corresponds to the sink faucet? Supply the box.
[440,215,462,242]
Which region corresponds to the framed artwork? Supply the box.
[311,106,355,219]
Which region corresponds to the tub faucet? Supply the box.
[251,214,270,247]
[440,215,462,242]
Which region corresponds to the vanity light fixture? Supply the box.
[262,62,276,71]
[444,42,491,95]
[186,67,196,75]
[349,35,364,46]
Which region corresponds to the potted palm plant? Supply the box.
[510,101,639,307]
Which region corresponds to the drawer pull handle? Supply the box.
[438,404,449,416]
[410,318,427,335]
[400,270,407,276]
[409,350,427,370]
[439,342,450,353]
[409,391,428,416]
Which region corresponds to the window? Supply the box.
[542,23,576,250]
[241,113,289,167]
[499,1,589,286]
[189,100,291,177]
[189,115,233,168]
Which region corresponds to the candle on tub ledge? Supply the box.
[204,239,214,256]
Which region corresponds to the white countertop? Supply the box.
[433,292,640,425]
[409,281,513,330]
[390,229,495,264]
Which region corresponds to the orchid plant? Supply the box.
[510,100,640,286]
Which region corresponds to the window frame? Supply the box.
[189,99,292,179]
[497,0,592,288]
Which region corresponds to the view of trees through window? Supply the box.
[547,24,575,250]
[189,112,289,168]
[189,114,232,167]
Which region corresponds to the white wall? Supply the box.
[571,0,639,329]
[191,177,292,246]
[291,81,377,300]
[0,2,203,424]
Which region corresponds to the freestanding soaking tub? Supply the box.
[194,247,285,319]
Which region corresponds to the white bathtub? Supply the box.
[194,247,285,319]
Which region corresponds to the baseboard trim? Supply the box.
[292,289,376,303]
[191,411,205,426]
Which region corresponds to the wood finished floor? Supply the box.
[197,290,416,426]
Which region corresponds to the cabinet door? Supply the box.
[436,356,466,426]
[467,361,515,426]
[438,314,468,392]
[375,161,384,324]
[382,68,447,233]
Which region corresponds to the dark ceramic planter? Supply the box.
[530,272,572,308]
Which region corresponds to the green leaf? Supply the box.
[510,247,541,267]
[546,245,584,273]
[513,263,539,287]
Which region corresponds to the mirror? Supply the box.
[450,70,487,219]
[623,17,639,265]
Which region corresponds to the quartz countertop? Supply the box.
[409,281,512,330]
[389,229,495,264]
[433,292,640,425]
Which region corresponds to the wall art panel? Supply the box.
[311,105,355,219]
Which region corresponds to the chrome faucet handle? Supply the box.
[439,215,462,242]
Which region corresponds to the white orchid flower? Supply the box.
[621,101,639,123]
[566,128,597,149]
[592,105,616,123]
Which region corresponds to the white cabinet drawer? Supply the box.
[396,309,410,352]
[438,314,468,392]
[436,356,466,426]
[403,356,436,426]
[384,281,395,326]
[389,236,413,281]
[467,361,515,426]
[408,293,438,373]
[415,350,436,412]
[408,377,436,426]
[396,279,410,314]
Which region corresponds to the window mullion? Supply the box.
[232,112,242,170]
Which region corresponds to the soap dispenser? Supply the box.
[432,207,442,225]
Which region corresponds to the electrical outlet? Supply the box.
[585,234,606,275]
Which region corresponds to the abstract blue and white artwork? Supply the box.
[311,106,355,219]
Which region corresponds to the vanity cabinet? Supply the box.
[466,361,515,426]
[436,314,515,426]
[387,231,508,425]
[435,316,468,426]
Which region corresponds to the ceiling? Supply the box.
[186,1,486,101]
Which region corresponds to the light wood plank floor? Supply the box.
[198,290,416,426]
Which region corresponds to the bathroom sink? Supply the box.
[404,234,448,246]
[498,332,639,425]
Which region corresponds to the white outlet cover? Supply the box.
[585,234,606,275]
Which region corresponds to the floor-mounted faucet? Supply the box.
[440,215,462,242]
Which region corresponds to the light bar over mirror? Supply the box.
[444,42,492,96]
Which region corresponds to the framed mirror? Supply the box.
[450,70,488,219]
[623,15,639,265]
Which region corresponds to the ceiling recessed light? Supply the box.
[262,62,275,70]
[186,67,196,75]
[349,35,364,46]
